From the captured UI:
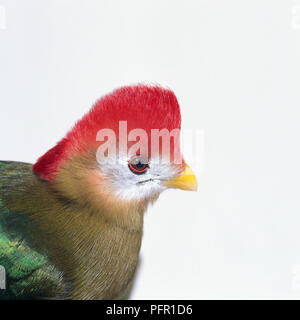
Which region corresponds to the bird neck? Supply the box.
[4,167,145,299]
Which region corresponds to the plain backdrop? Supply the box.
[1,0,300,299]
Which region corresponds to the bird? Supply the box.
[0,84,197,300]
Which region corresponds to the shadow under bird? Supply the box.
[0,85,197,299]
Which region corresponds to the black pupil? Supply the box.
[134,160,144,168]
[129,157,148,174]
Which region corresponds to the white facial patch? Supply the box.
[97,154,181,201]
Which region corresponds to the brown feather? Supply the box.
[3,155,158,299]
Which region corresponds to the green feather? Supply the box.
[0,161,65,299]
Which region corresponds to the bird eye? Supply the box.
[128,156,149,175]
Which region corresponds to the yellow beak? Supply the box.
[164,163,198,191]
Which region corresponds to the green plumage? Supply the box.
[0,160,144,300]
[0,161,64,299]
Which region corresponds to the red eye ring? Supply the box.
[128,156,149,175]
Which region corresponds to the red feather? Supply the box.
[33,85,182,181]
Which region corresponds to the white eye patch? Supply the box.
[97,154,180,201]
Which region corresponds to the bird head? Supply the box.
[33,85,197,224]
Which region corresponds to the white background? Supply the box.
[1,0,300,299]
